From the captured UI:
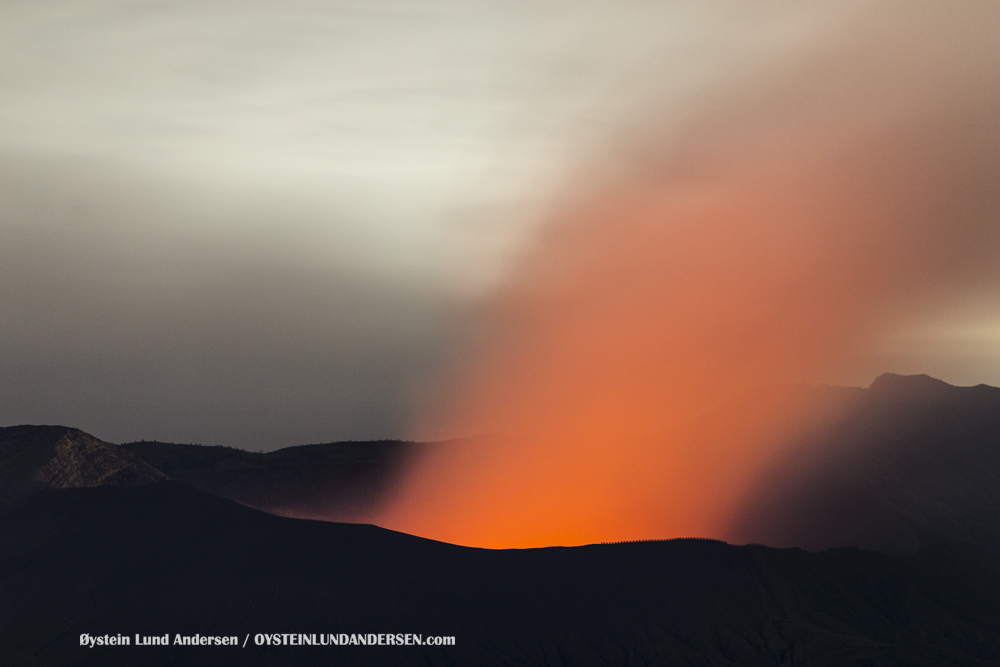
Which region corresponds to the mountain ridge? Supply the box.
[4,373,1000,552]
[730,373,1000,552]
[120,438,423,522]
[0,424,167,511]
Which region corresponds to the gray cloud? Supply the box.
[0,155,462,448]
[0,1,850,292]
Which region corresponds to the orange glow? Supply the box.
[379,177,867,547]
[378,31,1000,548]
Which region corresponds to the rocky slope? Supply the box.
[0,425,167,510]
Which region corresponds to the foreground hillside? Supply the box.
[2,482,999,666]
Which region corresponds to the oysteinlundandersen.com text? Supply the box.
[80,633,456,648]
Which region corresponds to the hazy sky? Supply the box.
[2,1,998,449]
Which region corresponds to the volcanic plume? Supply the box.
[380,6,1000,548]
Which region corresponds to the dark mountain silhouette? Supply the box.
[2,482,999,666]
[0,425,167,510]
[4,374,1000,665]
[120,439,426,522]
[730,373,1000,553]
[119,374,1000,554]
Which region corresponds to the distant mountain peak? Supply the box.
[868,372,956,394]
[0,425,168,510]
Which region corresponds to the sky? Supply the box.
[2,0,1000,464]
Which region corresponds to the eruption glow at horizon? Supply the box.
[379,6,1000,548]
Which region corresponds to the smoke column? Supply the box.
[380,5,1000,548]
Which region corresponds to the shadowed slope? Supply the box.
[730,374,1000,553]
[122,439,425,522]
